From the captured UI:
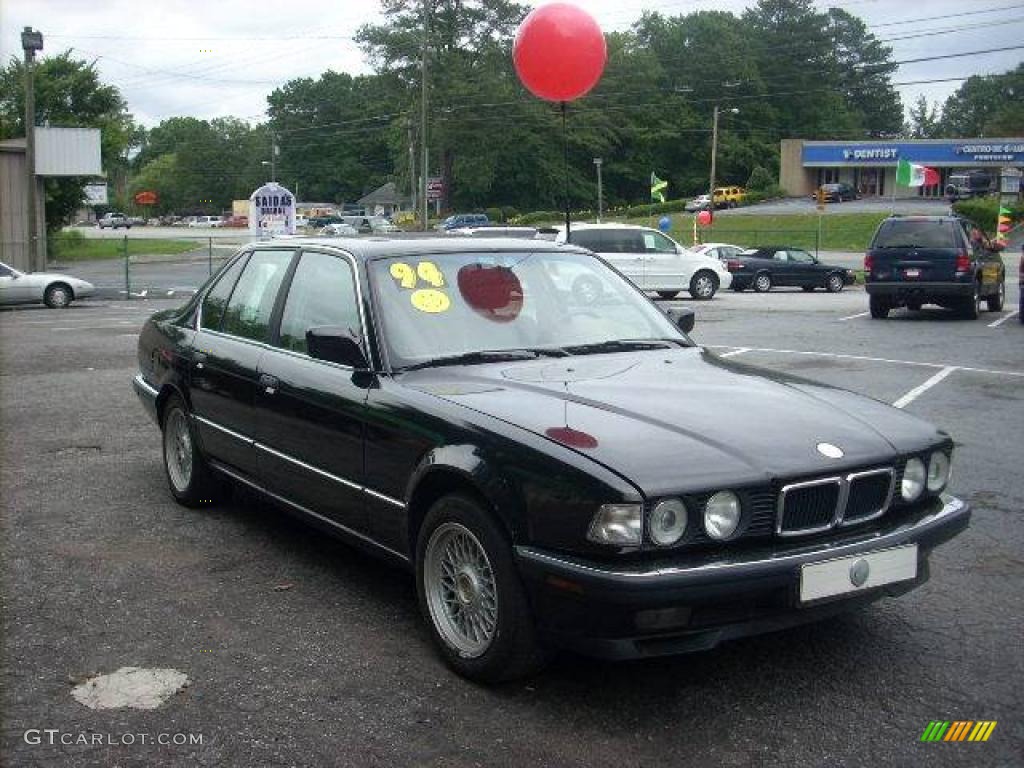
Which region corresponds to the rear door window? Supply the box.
[872,221,958,250]
[221,249,294,342]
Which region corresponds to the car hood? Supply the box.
[400,347,946,497]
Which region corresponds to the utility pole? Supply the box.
[420,0,429,231]
[22,27,43,272]
[593,157,603,222]
[407,119,417,215]
[271,134,278,183]
[708,105,738,215]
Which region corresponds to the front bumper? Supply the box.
[515,493,970,659]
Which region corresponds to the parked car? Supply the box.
[726,246,856,293]
[437,213,490,231]
[133,237,970,682]
[341,216,374,234]
[310,215,345,229]
[864,215,1005,319]
[692,242,746,261]
[685,195,712,212]
[818,182,858,203]
[319,222,359,236]
[0,260,95,308]
[713,186,746,209]
[223,215,248,228]
[294,214,310,229]
[556,223,731,299]
[188,216,224,229]
[945,170,994,202]
[369,216,401,234]
[97,213,131,229]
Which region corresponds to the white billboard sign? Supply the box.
[34,127,102,176]
[83,183,108,206]
[248,182,296,237]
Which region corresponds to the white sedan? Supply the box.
[319,222,359,236]
[0,260,95,308]
[692,242,748,262]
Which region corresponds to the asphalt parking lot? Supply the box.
[1,275,1021,766]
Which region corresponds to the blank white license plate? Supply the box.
[904,268,921,278]
[799,545,918,603]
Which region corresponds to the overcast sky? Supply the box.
[2,0,1022,129]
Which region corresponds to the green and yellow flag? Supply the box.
[651,172,668,203]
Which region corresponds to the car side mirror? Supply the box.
[665,307,696,334]
[306,326,368,369]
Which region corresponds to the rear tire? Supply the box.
[869,296,889,319]
[416,493,548,683]
[688,270,718,300]
[161,395,225,507]
[753,272,772,293]
[986,280,1004,312]
[962,283,981,320]
[825,273,845,293]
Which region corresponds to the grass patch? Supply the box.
[633,211,888,252]
[50,230,202,261]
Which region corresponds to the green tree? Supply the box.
[907,95,941,139]
[0,51,134,231]
[940,64,1024,137]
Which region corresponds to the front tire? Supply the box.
[416,493,548,683]
[753,272,772,293]
[986,280,1005,312]
[44,283,72,308]
[161,395,224,507]
[688,270,718,300]
[825,273,845,293]
[869,296,889,319]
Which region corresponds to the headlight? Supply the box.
[649,498,688,546]
[901,458,926,502]
[587,504,642,546]
[927,451,951,493]
[704,491,741,540]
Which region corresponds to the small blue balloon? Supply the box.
[658,215,671,232]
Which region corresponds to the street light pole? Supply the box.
[593,157,603,222]
[22,27,43,272]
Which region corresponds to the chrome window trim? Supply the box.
[839,467,895,526]
[776,477,844,537]
[192,413,253,446]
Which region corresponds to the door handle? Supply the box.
[259,373,279,395]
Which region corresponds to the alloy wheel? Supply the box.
[163,408,193,493]
[424,522,498,658]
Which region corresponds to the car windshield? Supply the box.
[370,250,688,370]
[873,221,958,249]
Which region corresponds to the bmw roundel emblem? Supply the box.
[816,442,844,459]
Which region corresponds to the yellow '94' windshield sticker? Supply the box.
[389,261,450,313]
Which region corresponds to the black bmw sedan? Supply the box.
[133,237,969,682]
[727,246,857,293]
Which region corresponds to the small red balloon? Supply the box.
[513,3,607,102]
[697,210,713,227]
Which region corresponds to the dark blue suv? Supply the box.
[865,216,1006,320]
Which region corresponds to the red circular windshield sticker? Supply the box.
[456,264,523,323]
[544,426,599,449]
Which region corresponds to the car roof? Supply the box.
[249,236,590,261]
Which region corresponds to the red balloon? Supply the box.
[513,3,607,102]
[696,210,713,227]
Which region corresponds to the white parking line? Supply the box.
[718,348,749,358]
[704,345,1024,378]
[838,311,870,321]
[988,310,1020,328]
[892,366,959,409]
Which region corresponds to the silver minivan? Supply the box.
[556,223,732,299]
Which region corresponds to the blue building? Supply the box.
[779,138,1024,198]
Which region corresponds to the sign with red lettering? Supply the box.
[134,190,158,205]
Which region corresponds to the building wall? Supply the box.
[0,147,46,272]
[779,139,812,196]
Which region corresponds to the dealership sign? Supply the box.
[248,182,296,237]
[134,190,158,205]
[83,183,108,206]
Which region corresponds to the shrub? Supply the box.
[744,185,787,205]
[746,165,776,192]
[952,197,1023,236]
[622,198,689,218]
[484,206,504,223]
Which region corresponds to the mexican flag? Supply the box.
[896,158,940,187]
